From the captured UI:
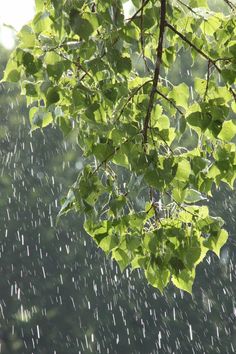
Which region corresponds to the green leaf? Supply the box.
[187,104,211,131]
[144,168,164,189]
[92,143,114,162]
[182,242,202,269]
[58,116,72,137]
[79,40,96,60]
[69,10,94,40]
[232,102,236,113]
[99,234,119,253]
[154,115,170,130]
[173,188,187,203]
[168,83,189,110]
[108,50,132,75]
[221,69,236,85]
[35,0,45,11]
[110,196,126,216]
[194,78,207,96]
[32,11,52,34]
[18,25,36,48]
[58,189,75,216]
[46,87,60,106]
[2,55,21,82]
[24,82,38,97]
[126,234,141,251]
[172,269,195,294]
[176,160,191,182]
[145,265,170,293]
[117,56,132,75]
[29,107,53,131]
[21,52,42,76]
[78,173,107,206]
[38,34,57,50]
[191,156,210,175]
[203,229,228,257]
[44,52,65,80]
[143,231,159,253]
[112,151,129,168]
[151,104,163,127]
[201,16,222,36]
[131,256,147,270]
[218,120,236,142]
[112,248,130,272]
[189,0,208,7]
[184,189,207,204]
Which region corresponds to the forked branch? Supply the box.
[166,21,236,101]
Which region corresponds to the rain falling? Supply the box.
[0,0,236,353]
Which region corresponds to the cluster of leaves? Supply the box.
[3,0,236,292]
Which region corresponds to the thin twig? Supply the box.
[165,191,197,217]
[126,0,151,22]
[52,48,94,79]
[92,147,120,176]
[203,60,211,101]
[214,57,234,62]
[223,0,236,10]
[92,131,142,176]
[166,22,219,67]
[149,124,169,156]
[149,127,174,154]
[155,89,184,115]
[116,79,152,121]
[165,21,236,101]
[177,0,202,17]
[100,37,119,59]
[143,0,167,144]
[140,0,150,73]
[140,0,145,54]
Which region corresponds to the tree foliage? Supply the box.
[3,0,236,293]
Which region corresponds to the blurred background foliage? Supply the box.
[0,3,236,350]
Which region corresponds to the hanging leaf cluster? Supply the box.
[3,0,236,293]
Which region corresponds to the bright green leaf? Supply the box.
[218,120,236,142]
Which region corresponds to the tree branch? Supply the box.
[155,89,184,115]
[143,0,166,144]
[116,79,152,122]
[166,21,219,67]
[223,0,236,10]
[92,132,142,175]
[140,0,150,73]
[126,0,151,22]
[165,21,236,101]
[177,0,202,17]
